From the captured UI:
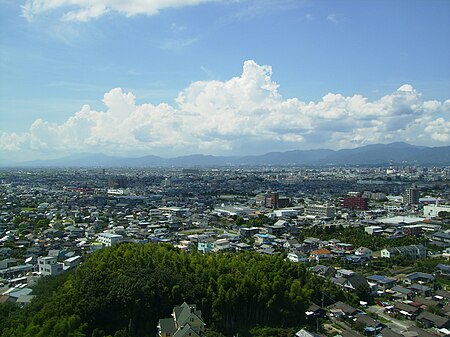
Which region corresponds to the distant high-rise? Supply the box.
[404,184,419,205]
[341,196,368,210]
[262,191,290,209]
[271,192,279,209]
[109,176,127,188]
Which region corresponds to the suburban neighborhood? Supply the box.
[0,165,450,336]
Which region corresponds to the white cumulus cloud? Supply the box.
[1,60,449,158]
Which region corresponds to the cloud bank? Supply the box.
[1,60,449,158]
[22,0,220,22]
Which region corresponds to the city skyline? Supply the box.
[0,0,449,162]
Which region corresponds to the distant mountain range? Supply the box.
[4,142,450,167]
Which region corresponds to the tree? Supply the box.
[0,243,345,337]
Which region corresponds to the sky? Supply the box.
[0,0,449,162]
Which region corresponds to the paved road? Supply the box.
[367,305,414,333]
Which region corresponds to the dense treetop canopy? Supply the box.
[0,243,355,337]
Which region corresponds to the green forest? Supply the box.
[0,243,357,337]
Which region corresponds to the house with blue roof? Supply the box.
[366,275,397,292]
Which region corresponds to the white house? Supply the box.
[381,244,426,259]
[354,247,373,259]
[287,251,308,263]
[97,232,123,246]
[38,256,64,276]
[212,239,231,252]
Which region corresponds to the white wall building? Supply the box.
[354,247,373,259]
[107,188,130,195]
[97,232,123,246]
[305,204,335,218]
[38,256,64,276]
[364,226,383,235]
[212,239,231,252]
[380,244,426,259]
[272,209,300,217]
[424,204,450,219]
[287,252,308,263]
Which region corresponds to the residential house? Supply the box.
[157,318,176,337]
[0,264,34,279]
[390,302,421,320]
[366,275,397,292]
[63,256,82,269]
[97,232,123,246]
[406,326,441,337]
[303,237,321,249]
[309,248,333,262]
[287,251,308,263]
[328,301,359,319]
[354,314,384,335]
[354,247,373,259]
[284,239,301,251]
[416,311,450,329]
[404,272,435,285]
[345,255,370,265]
[212,239,231,252]
[265,222,286,236]
[436,264,450,277]
[295,329,321,337]
[435,290,450,304]
[15,294,35,307]
[380,327,403,337]
[333,274,370,293]
[42,228,64,239]
[380,244,427,259]
[413,296,439,309]
[388,285,414,300]
[409,284,432,297]
[311,265,335,278]
[157,302,205,337]
[336,269,355,279]
[256,245,276,255]
[333,242,353,252]
[197,237,215,253]
[239,227,259,238]
[3,287,33,304]
[254,233,275,245]
[430,232,450,246]
[306,303,326,319]
[234,242,252,252]
[0,258,17,270]
[38,256,64,276]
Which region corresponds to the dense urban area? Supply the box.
[1,165,450,337]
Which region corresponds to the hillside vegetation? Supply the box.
[0,243,355,337]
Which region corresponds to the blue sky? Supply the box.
[0,0,449,161]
